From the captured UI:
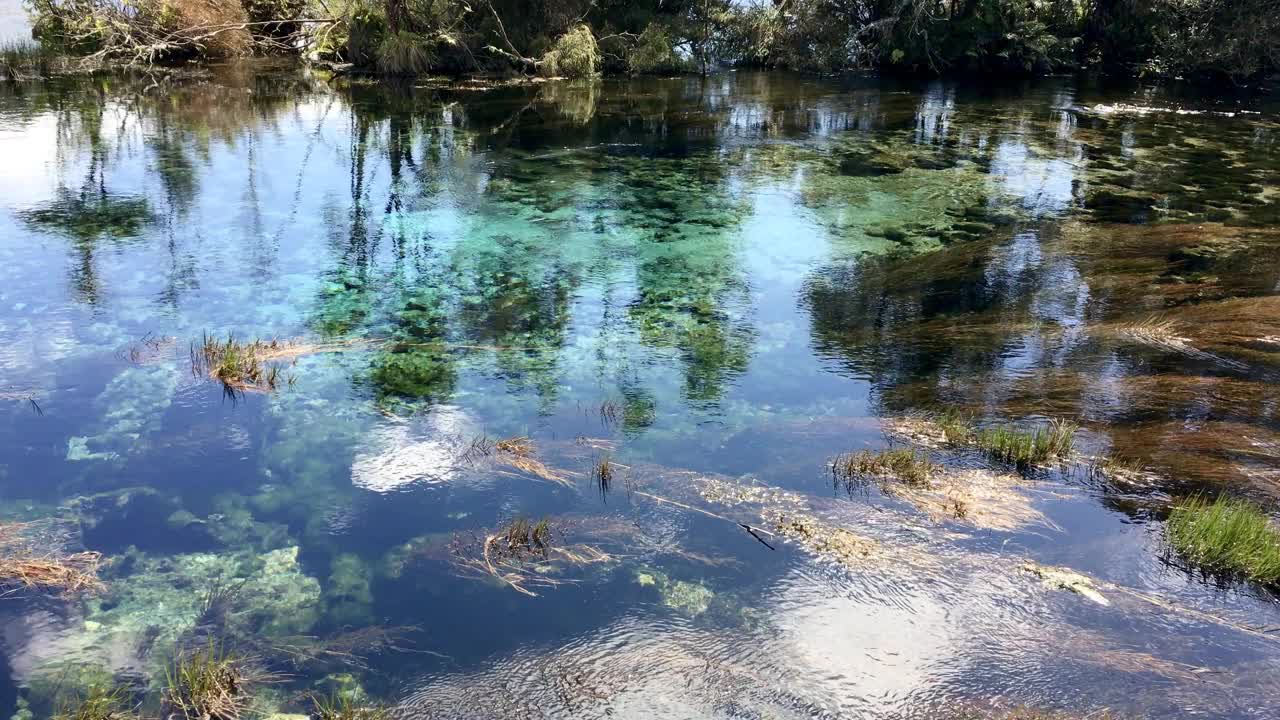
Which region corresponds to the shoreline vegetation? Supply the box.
[3,0,1278,84]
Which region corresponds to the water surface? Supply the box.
[1,68,1279,719]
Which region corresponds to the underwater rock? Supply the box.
[8,546,322,696]
[207,493,294,551]
[66,365,180,464]
[324,553,375,627]
[1022,562,1109,606]
[635,567,714,617]
[65,486,217,552]
[315,672,368,702]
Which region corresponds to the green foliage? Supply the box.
[627,22,683,74]
[22,0,1279,79]
[540,23,598,78]
[1167,495,1280,586]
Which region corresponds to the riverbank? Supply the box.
[7,0,1278,85]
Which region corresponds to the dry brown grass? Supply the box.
[450,516,612,597]
[0,522,104,595]
[492,436,572,486]
[168,0,253,58]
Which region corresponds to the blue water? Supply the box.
[0,68,1279,719]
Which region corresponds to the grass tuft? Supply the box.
[0,521,104,594]
[940,417,1076,468]
[832,448,936,488]
[163,643,257,720]
[500,516,553,559]
[1167,494,1280,586]
[971,419,1076,468]
[191,332,297,396]
[53,686,136,720]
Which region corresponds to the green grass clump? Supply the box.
[312,693,390,720]
[191,333,293,395]
[970,419,1075,468]
[53,686,136,720]
[163,644,254,720]
[1167,494,1280,586]
[833,448,936,488]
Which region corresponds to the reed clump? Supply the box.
[499,516,553,559]
[162,644,258,720]
[1167,495,1280,586]
[832,448,936,487]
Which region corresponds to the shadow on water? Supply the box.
[0,66,1279,718]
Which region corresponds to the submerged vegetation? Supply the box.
[832,448,936,488]
[895,413,1078,469]
[1167,495,1280,587]
[52,686,137,720]
[17,0,1279,80]
[311,693,390,720]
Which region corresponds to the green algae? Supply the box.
[634,567,715,617]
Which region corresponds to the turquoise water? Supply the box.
[1,68,1279,718]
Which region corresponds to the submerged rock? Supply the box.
[1022,562,1109,606]
[65,365,180,464]
[635,567,715,617]
[7,546,322,698]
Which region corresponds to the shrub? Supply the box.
[377,30,434,74]
[627,22,682,75]
[540,23,597,78]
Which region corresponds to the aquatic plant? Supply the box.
[52,685,137,720]
[921,414,1076,469]
[451,516,613,597]
[1166,495,1280,586]
[162,643,261,720]
[500,516,553,558]
[191,333,296,396]
[593,455,615,498]
[971,419,1076,468]
[831,448,935,488]
[312,693,389,720]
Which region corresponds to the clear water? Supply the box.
[1,68,1279,719]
